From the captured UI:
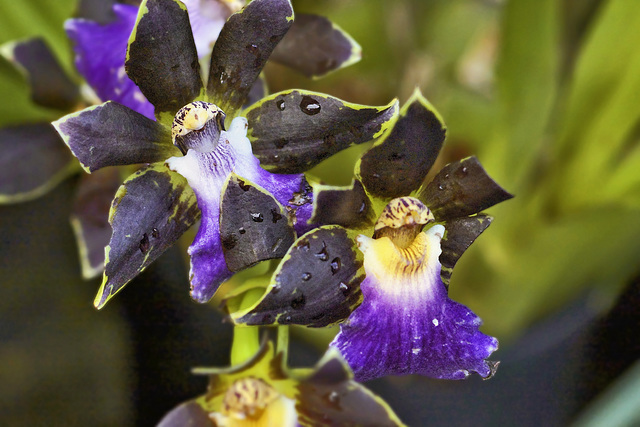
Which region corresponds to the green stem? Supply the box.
[277,325,290,366]
[231,325,260,366]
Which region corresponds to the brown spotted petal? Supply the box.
[244,90,398,173]
[0,123,76,204]
[357,88,446,199]
[270,13,361,79]
[206,0,294,115]
[310,179,377,230]
[52,101,176,173]
[418,156,514,221]
[94,164,199,309]
[126,0,204,123]
[231,226,364,327]
[2,38,80,111]
[220,174,296,272]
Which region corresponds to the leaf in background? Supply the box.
[557,0,640,209]
[483,0,559,189]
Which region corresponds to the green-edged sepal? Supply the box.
[52,101,175,173]
[418,156,514,220]
[270,13,362,79]
[310,179,376,229]
[230,226,364,327]
[244,90,398,173]
[70,168,122,279]
[94,163,199,308]
[206,0,294,115]
[294,349,406,427]
[220,174,296,272]
[126,0,204,124]
[0,123,77,204]
[356,88,446,199]
[0,38,80,111]
[440,214,493,288]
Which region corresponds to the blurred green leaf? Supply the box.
[557,0,640,209]
[571,360,640,427]
[483,0,559,188]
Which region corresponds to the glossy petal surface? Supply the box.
[71,168,122,279]
[206,0,293,114]
[331,225,498,382]
[358,89,446,199]
[0,123,75,203]
[419,156,514,220]
[270,13,361,78]
[66,4,155,119]
[167,117,312,303]
[126,0,203,122]
[245,90,398,173]
[3,38,80,111]
[95,164,199,308]
[232,226,364,327]
[53,101,175,172]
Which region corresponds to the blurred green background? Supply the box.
[1,0,639,425]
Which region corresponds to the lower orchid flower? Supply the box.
[157,330,405,426]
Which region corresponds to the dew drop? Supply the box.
[151,228,159,238]
[139,233,150,253]
[432,318,439,326]
[438,184,444,190]
[300,96,321,115]
[302,272,312,281]
[271,208,283,223]
[330,257,341,274]
[315,243,329,261]
[284,315,292,322]
[300,239,310,251]
[290,293,306,310]
[238,227,246,235]
[461,166,468,174]
[328,391,340,403]
[339,282,349,296]
[251,212,264,222]
[276,99,285,111]
[412,348,422,355]
[271,284,281,294]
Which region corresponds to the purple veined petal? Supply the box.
[182,0,244,59]
[331,225,499,382]
[166,116,312,302]
[66,4,155,120]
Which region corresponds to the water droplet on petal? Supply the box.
[339,282,349,296]
[139,233,150,253]
[300,96,321,115]
[330,257,341,274]
[315,242,329,261]
[290,293,306,309]
[238,227,246,235]
[302,272,312,281]
[151,228,159,238]
[251,212,264,222]
[276,99,285,111]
